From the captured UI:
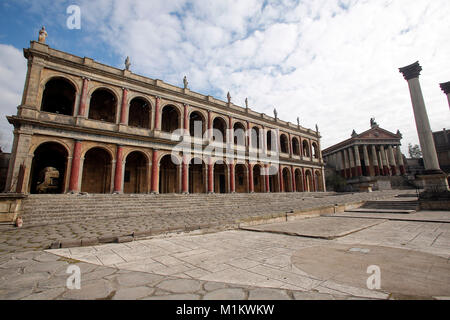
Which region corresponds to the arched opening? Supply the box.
[295,169,304,192]
[189,158,206,193]
[41,78,76,116]
[292,138,300,156]
[282,167,292,192]
[189,112,205,138]
[88,89,117,123]
[124,151,148,194]
[81,148,112,193]
[214,162,228,193]
[159,154,179,193]
[305,170,313,192]
[128,97,151,129]
[235,164,248,193]
[312,142,319,159]
[267,130,274,151]
[315,171,322,192]
[233,122,246,146]
[268,165,280,192]
[29,142,68,194]
[251,127,260,149]
[280,134,289,153]
[213,117,227,143]
[253,164,264,193]
[161,105,179,133]
[303,140,310,157]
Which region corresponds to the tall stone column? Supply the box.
[380,146,389,176]
[354,145,362,176]
[396,146,406,175]
[248,163,254,193]
[77,77,90,117]
[154,96,161,131]
[151,149,159,193]
[343,149,350,178]
[207,158,214,193]
[399,62,448,191]
[68,140,83,192]
[362,145,370,176]
[291,166,296,192]
[371,145,380,176]
[119,88,128,124]
[388,145,397,175]
[338,151,345,178]
[113,146,124,193]
[229,163,235,193]
[265,165,270,192]
[279,166,284,192]
[348,148,355,177]
[181,155,188,194]
[183,104,189,132]
[440,81,450,109]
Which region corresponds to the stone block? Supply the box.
[98,235,118,243]
[81,238,99,247]
[60,240,82,248]
[116,236,133,243]
[50,241,61,249]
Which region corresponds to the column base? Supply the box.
[417,173,450,192]
[150,191,159,195]
[113,191,123,194]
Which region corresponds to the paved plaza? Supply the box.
[0,190,449,300]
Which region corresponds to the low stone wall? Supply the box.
[0,194,26,224]
[419,200,450,211]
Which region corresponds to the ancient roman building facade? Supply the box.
[4,40,325,195]
[323,120,405,179]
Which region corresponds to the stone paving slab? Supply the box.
[331,210,450,223]
[241,217,387,239]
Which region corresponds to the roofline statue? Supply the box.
[38,26,48,44]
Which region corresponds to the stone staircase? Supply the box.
[20,192,337,227]
[346,199,419,214]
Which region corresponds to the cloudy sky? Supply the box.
[0,0,449,154]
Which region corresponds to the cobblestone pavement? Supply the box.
[0,190,410,256]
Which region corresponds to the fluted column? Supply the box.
[440,81,450,109]
[362,145,370,176]
[388,145,397,175]
[348,148,355,177]
[371,145,380,176]
[396,146,406,175]
[380,146,389,176]
[68,140,83,192]
[343,149,350,178]
[354,145,362,176]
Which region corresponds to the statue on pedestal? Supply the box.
[273,108,278,120]
[297,117,300,126]
[38,26,48,43]
[183,76,189,89]
[227,92,231,104]
[125,56,131,71]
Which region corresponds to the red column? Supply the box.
[151,149,159,193]
[113,146,124,193]
[229,163,235,193]
[302,168,307,191]
[288,133,293,157]
[291,166,296,192]
[154,97,161,130]
[265,165,270,192]
[228,116,233,144]
[120,88,128,124]
[247,121,252,148]
[208,111,212,140]
[68,140,82,192]
[279,167,284,192]
[183,104,189,131]
[182,155,188,194]
[248,163,254,193]
[312,169,316,192]
[399,165,406,175]
[77,78,89,117]
[208,158,214,193]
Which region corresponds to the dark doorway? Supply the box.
[81,148,112,193]
[88,89,117,123]
[41,78,76,116]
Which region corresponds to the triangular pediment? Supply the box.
[356,126,400,140]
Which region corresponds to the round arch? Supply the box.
[189,157,206,193]
[234,163,248,193]
[280,134,289,153]
[159,154,179,193]
[294,168,304,192]
[128,97,151,129]
[253,164,264,193]
[41,77,76,116]
[161,104,181,133]
[189,111,206,138]
[124,151,148,194]
[233,122,246,146]
[81,147,113,193]
[88,88,118,123]
[292,137,300,156]
[212,117,227,143]
[268,165,280,192]
[282,167,292,192]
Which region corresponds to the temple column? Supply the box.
[279,166,284,192]
[371,145,380,176]
[388,145,397,175]
[362,145,370,176]
[77,77,90,117]
[396,146,406,175]
[208,158,213,193]
[348,148,355,177]
[113,146,124,193]
[183,104,189,132]
[248,162,254,193]
[343,149,350,178]
[154,96,161,131]
[265,165,270,192]
[380,146,389,176]
[354,145,362,176]
[338,151,345,178]
[229,162,235,193]
[312,168,316,192]
[68,140,83,192]
[439,81,450,109]
[291,166,296,192]
[182,155,188,194]
[151,149,159,193]
[119,88,128,124]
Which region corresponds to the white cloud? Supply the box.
[0,44,26,152]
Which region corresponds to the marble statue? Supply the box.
[125,56,131,71]
[183,76,188,89]
[38,26,48,43]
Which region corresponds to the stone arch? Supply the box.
[268,165,280,192]
[189,111,206,138]
[303,140,311,157]
[253,164,264,193]
[235,163,248,193]
[189,157,206,193]
[159,154,179,193]
[315,170,323,192]
[280,134,289,153]
[305,169,314,192]
[233,122,246,146]
[41,77,76,116]
[295,168,304,192]
[124,151,148,193]
[266,130,275,151]
[251,127,261,149]
[161,104,181,133]
[128,97,151,129]
[282,167,292,192]
[81,147,112,193]
[88,88,118,123]
[213,159,229,193]
[312,142,319,159]
[292,137,300,156]
[29,141,69,194]
[212,117,227,143]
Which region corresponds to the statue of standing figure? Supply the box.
[38,26,48,43]
[273,108,278,120]
[125,56,131,71]
[227,92,231,104]
[297,117,300,126]
[245,97,248,109]
[183,76,189,89]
